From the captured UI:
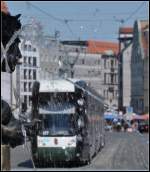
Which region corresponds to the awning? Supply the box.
[104,113,122,120]
[104,115,116,120]
[132,114,149,120]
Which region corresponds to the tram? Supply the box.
[31,79,105,166]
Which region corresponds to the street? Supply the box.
[11,131,149,171]
[1,1,149,171]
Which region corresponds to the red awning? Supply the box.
[132,114,149,120]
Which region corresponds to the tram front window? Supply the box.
[39,92,75,107]
[40,114,75,136]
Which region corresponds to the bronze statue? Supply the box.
[1,1,24,148]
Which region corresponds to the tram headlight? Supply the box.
[77,98,84,106]
[76,153,80,157]
[77,117,84,129]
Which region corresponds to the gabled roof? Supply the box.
[119,27,133,34]
[87,40,119,55]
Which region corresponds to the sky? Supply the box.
[7,1,149,42]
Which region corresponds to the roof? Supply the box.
[119,27,133,34]
[139,20,149,58]
[1,1,9,14]
[87,40,119,55]
[39,79,75,92]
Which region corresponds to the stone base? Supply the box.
[1,145,11,171]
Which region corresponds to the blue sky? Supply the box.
[7,1,149,42]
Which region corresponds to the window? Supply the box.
[24,56,27,65]
[29,82,32,92]
[115,59,117,66]
[24,83,27,92]
[24,44,27,51]
[98,59,100,65]
[33,48,36,52]
[104,73,106,84]
[28,57,31,65]
[114,74,116,84]
[71,71,74,78]
[106,73,109,84]
[24,69,27,79]
[29,96,32,106]
[33,57,36,66]
[112,90,115,98]
[104,59,106,69]
[115,90,118,98]
[28,45,32,51]
[107,61,109,68]
[111,59,114,68]
[111,74,114,84]
[33,70,36,80]
[97,71,101,75]
[82,59,85,64]
[24,96,27,105]
[75,48,79,52]
[115,74,118,84]
[29,70,32,79]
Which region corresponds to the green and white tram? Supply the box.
[31,79,104,166]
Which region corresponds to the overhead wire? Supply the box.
[64,19,78,39]
[26,2,80,40]
[26,1,64,23]
[25,1,83,81]
[124,1,147,23]
[89,1,147,50]
[25,1,147,41]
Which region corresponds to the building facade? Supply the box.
[118,27,133,111]
[142,25,149,113]
[14,40,40,107]
[61,40,119,108]
[122,43,132,108]
[39,35,60,79]
[131,20,149,114]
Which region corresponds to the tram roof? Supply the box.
[39,78,83,93]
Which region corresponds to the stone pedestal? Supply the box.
[1,145,11,171]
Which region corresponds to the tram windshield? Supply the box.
[40,113,76,136]
[39,92,75,107]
